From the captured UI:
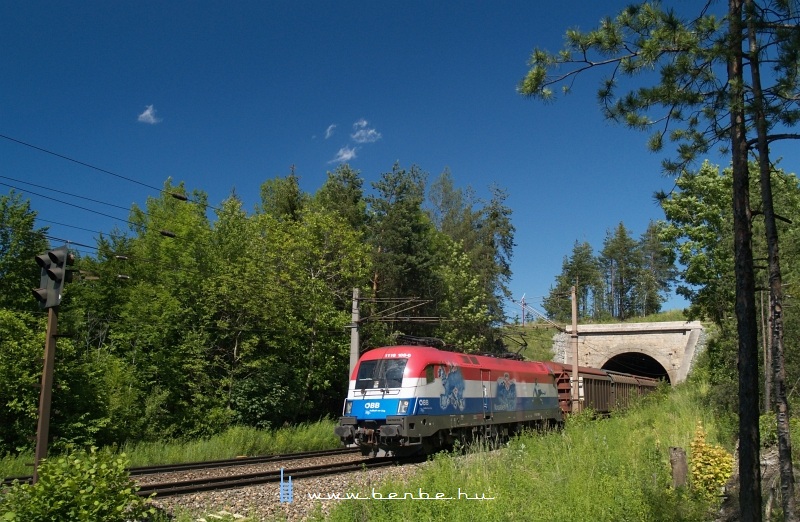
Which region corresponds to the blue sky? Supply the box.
[4,1,770,318]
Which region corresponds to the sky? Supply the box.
[4,1,781,319]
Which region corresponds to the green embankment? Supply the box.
[323,380,729,522]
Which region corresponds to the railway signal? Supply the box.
[32,246,74,309]
[32,254,54,307]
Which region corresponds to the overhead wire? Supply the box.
[2,221,206,280]
[2,135,396,341]
[0,179,193,244]
[1,180,139,228]
[36,218,114,238]
[1,132,505,333]
[0,133,192,203]
[0,130,237,253]
[1,174,154,216]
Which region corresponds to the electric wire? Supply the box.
[0,133,220,211]
[1,180,189,243]
[2,132,513,335]
[1,175,154,217]
[1,180,136,228]
[4,224,207,279]
[36,218,112,238]
[1,133,183,198]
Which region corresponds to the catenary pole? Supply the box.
[571,285,580,412]
[349,288,360,379]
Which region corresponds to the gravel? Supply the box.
[135,452,365,486]
[146,454,428,521]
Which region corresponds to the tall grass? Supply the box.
[0,452,33,479]
[626,309,688,322]
[323,381,725,522]
[0,419,340,478]
[123,420,340,467]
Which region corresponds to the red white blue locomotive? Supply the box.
[334,345,659,456]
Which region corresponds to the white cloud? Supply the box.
[351,119,381,143]
[325,124,337,139]
[137,105,161,124]
[329,146,357,163]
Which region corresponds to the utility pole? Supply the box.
[571,285,580,413]
[349,288,360,379]
[521,294,526,327]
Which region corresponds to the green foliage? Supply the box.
[600,222,642,320]
[430,238,493,352]
[689,422,733,503]
[544,222,676,322]
[520,3,725,174]
[367,163,436,305]
[0,309,118,454]
[314,164,367,231]
[499,324,556,361]
[0,447,153,522]
[543,240,601,323]
[0,310,42,454]
[659,161,736,324]
[122,421,339,467]
[0,421,339,479]
[258,167,308,221]
[760,413,800,450]
[0,190,49,313]
[327,380,719,521]
[627,309,687,323]
[1,163,514,454]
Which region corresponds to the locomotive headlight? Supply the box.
[397,399,410,414]
[344,401,353,415]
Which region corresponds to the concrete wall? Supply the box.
[552,321,705,384]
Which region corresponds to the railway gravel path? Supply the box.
[144,452,428,521]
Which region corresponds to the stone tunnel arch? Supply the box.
[601,352,671,383]
[556,321,704,385]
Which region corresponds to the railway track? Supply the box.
[129,447,359,476]
[137,457,397,498]
[1,447,359,488]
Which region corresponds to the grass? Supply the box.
[321,379,727,522]
[0,452,33,479]
[501,324,559,361]
[122,419,340,468]
[501,309,692,362]
[0,419,341,479]
[625,309,689,323]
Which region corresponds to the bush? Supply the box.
[0,447,154,521]
[759,412,800,449]
[689,422,733,503]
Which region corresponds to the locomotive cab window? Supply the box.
[425,365,435,384]
[356,358,409,389]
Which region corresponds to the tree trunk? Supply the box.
[730,1,762,520]
[746,1,796,517]
[761,288,772,413]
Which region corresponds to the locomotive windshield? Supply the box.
[356,358,408,389]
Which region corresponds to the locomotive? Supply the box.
[334,345,659,456]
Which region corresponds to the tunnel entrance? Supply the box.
[601,352,670,383]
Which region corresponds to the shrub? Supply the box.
[689,422,733,502]
[759,412,800,449]
[0,446,154,521]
